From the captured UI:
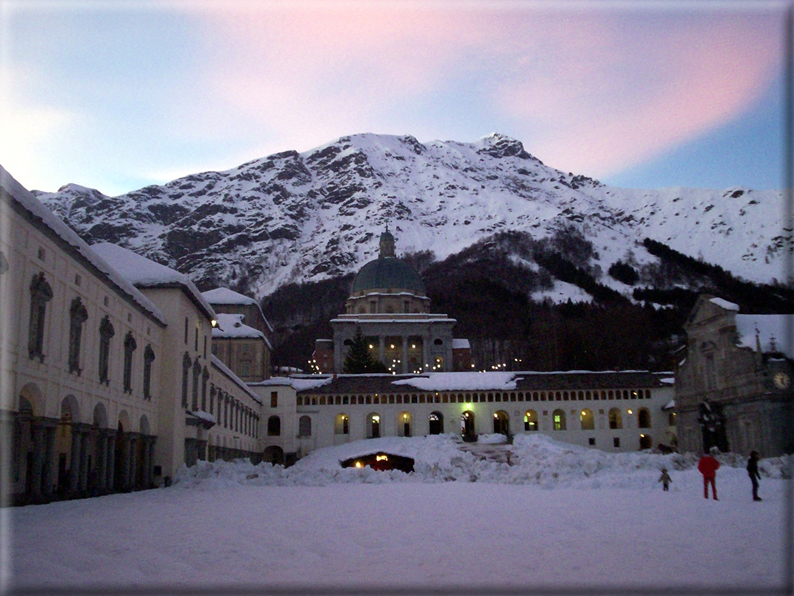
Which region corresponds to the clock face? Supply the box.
[773,372,791,390]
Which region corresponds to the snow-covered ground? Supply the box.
[5,434,792,594]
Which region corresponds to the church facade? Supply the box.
[675,295,793,457]
[315,229,467,374]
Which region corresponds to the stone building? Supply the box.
[2,169,165,503]
[203,287,273,382]
[317,229,471,374]
[676,295,793,456]
[263,370,675,462]
[91,244,263,473]
[1,168,263,504]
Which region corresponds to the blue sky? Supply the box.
[1,0,788,196]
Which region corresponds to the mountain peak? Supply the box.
[36,132,783,299]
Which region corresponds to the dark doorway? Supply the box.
[461,411,475,442]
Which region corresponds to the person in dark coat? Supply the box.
[747,451,762,501]
[658,468,672,491]
[697,446,721,500]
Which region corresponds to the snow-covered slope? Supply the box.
[33,133,786,298]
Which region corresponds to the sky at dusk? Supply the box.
[1,0,789,197]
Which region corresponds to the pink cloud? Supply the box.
[184,4,783,174]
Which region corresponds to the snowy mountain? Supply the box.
[33,133,787,299]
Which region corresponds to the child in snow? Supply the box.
[658,468,672,491]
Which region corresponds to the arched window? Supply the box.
[335,414,350,435]
[181,353,191,408]
[267,415,281,436]
[123,331,137,394]
[638,407,651,428]
[28,272,53,361]
[201,367,209,410]
[609,408,623,429]
[399,412,411,437]
[298,415,312,437]
[429,412,444,435]
[580,408,595,430]
[493,411,509,435]
[524,409,538,431]
[192,359,201,410]
[143,345,155,399]
[367,413,381,438]
[99,316,115,385]
[552,409,566,431]
[68,297,88,374]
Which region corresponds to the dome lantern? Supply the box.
[379,227,395,258]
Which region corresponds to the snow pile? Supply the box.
[172,434,792,490]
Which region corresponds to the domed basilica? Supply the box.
[313,229,472,374]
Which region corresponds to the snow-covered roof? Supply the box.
[188,410,216,424]
[735,314,794,359]
[203,287,257,305]
[202,287,273,333]
[250,376,334,391]
[212,313,272,349]
[393,372,518,391]
[0,166,166,326]
[710,297,740,311]
[452,339,471,349]
[662,399,676,410]
[210,354,262,404]
[92,242,215,322]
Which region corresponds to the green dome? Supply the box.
[351,257,426,295]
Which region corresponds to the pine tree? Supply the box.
[343,328,389,374]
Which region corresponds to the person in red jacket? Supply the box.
[698,446,721,500]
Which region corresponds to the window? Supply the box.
[210,385,216,415]
[123,331,137,393]
[181,353,191,408]
[399,412,411,437]
[201,367,209,410]
[28,272,53,361]
[68,297,88,375]
[271,391,278,408]
[335,414,350,435]
[184,317,188,344]
[580,408,595,430]
[267,416,281,436]
[429,412,444,435]
[613,437,621,448]
[638,408,651,429]
[298,415,312,437]
[552,409,566,431]
[192,360,201,410]
[589,438,596,446]
[368,414,381,438]
[98,316,114,384]
[143,345,155,399]
[608,408,622,429]
[524,409,539,431]
[203,336,207,359]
